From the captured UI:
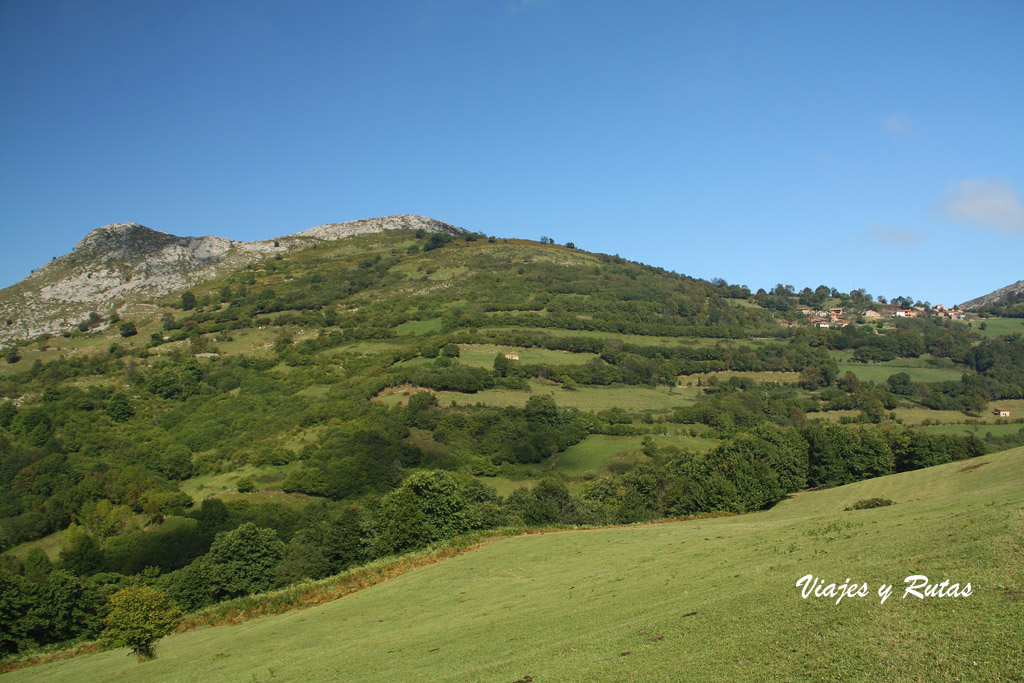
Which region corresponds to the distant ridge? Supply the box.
[0,215,464,343]
[960,279,1024,310]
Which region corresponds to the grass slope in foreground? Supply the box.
[8,449,1023,682]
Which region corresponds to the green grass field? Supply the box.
[178,464,301,499]
[13,447,1022,682]
[456,343,598,368]
[692,370,802,385]
[838,362,965,384]
[481,326,759,348]
[377,380,700,412]
[827,353,966,384]
[4,528,70,562]
[966,317,1024,338]
[473,432,720,494]
[921,422,1024,438]
[551,435,651,477]
[553,433,719,478]
[393,317,442,336]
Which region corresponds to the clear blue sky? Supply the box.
[2,0,1021,305]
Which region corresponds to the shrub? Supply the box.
[845,497,895,511]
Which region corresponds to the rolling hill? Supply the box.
[1,216,1023,678]
[6,446,1021,681]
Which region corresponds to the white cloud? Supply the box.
[880,114,912,135]
[870,226,921,246]
[936,180,1024,233]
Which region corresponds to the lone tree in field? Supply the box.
[103,586,182,661]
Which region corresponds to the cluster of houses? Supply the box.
[802,307,852,329]
[797,304,967,328]
[930,304,967,321]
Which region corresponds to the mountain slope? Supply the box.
[8,447,1022,681]
[0,215,464,343]
[960,279,1024,310]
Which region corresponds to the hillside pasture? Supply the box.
[455,343,598,368]
[393,317,442,336]
[966,317,1024,337]
[377,380,700,413]
[480,326,761,349]
[553,433,719,478]
[11,447,1022,682]
[838,362,965,384]
[828,352,966,384]
[685,370,802,385]
[921,422,1024,438]
[178,464,302,500]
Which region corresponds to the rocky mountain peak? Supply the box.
[295,214,464,241]
[960,279,1024,310]
[0,214,469,344]
[72,222,182,260]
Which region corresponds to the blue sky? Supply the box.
[1,0,1021,305]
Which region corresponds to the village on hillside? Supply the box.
[795,303,968,329]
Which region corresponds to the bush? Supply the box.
[119,321,138,337]
[845,497,895,511]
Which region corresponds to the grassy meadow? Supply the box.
[552,433,718,478]
[376,380,701,412]
[10,447,1022,682]
[967,317,1024,338]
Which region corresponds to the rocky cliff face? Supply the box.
[960,279,1024,310]
[0,215,464,343]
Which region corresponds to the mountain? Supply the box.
[0,215,464,343]
[960,278,1024,310]
[1,214,1021,675]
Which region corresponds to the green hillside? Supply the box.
[7,447,1021,681]
[2,224,1024,673]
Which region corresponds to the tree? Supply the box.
[493,353,511,378]
[887,372,914,396]
[119,321,138,337]
[524,394,559,427]
[204,523,284,599]
[79,499,136,541]
[375,471,470,554]
[107,391,134,422]
[4,348,20,364]
[102,586,182,661]
[59,526,104,575]
[423,233,452,251]
[180,291,196,311]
